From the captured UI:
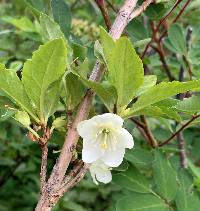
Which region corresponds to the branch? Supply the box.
[109,0,138,39]
[159,114,200,147]
[40,144,48,193]
[45,0,140,195]
[38,127,50,194]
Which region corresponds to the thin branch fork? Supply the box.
[155,0,183,33]
[131,117,158,148]
[159,114,200,147]
[140,115,158,147]
[142,0,188,58]
[159,0,192,41]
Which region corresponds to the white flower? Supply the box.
[89,160,112,185]
[77,113,134,167]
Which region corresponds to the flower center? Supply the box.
[96,128,116,150]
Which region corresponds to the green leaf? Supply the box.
[77,58,90,78]
[125,148,154,169]
[136,75,157,96]
[0,68,39,123]
[44,80,62,119]
[134,38,151,48]
[0,109,16,122]
[114,160,129,172]
[113,165,151,193]
[124,80,200,118]
[15,111,31,127]
[145,3,167,20]
[71,42,87,62]
[51,0,71,38]
[22,38,67,123]
[26,0,44,13]
[127,19,149,41]
[39,13,65,42]
[187,159,200,179]
[64,72,85,109]
[153,151,178,201]
[108,37,144,112]
[153,99,181,121]
[175,170,200,211]
[168,24,186,55]
[2,16,37,33]
[94,40,105,63]
[100,27,115,61]
[24,0,43,18]
[0,96,16,109]
[80,78,117,112]
[175,96,200,113]
[116,193,169,211]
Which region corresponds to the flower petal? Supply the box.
[95,168,112,184]
[92,113,124,127]
[89,160,112,184]
[102,147,125,167]
[77,119,98,140]
[118,128,134,149]
[82,141,102,163]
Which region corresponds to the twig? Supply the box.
[70,0,79,10]
[57,164,89,197]
[159,114,200,147]
[61,160,84,187]
[131,117,145,128]
[183,55,192,80]
[140,115,158,147]
[177,132,188,168]
[159,0,192,41]
[130,0,155,20]
[175,65,188,168]
[150,44,175,81]
[142,0,185,58]
[155,0,183,32]
[105,0,118,13]
[95,0,112,30]
[131,116,158,147]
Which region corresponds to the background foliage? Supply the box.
[1,0,200,210]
